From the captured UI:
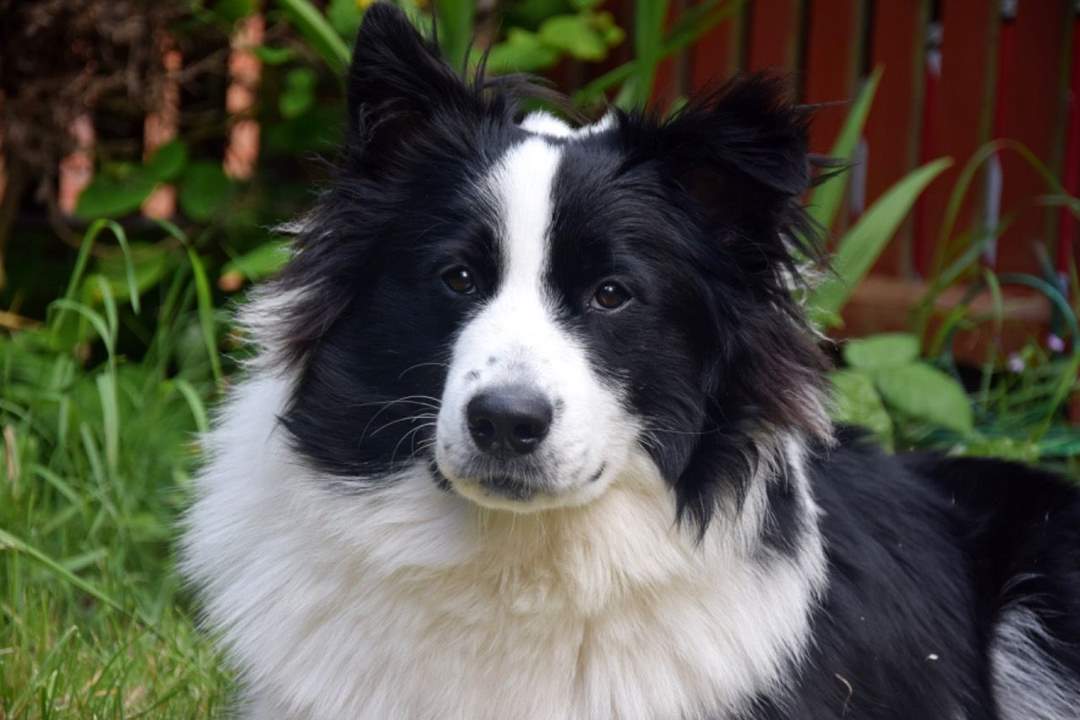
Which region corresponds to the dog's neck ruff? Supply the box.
[184,372,827,720]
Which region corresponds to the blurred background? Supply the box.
[1,1,1079,716]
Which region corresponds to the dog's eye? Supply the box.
[442,266,476,295]
[592,281,631,310]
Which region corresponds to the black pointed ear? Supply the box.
[346,3,474,164]
[625,75,823,269]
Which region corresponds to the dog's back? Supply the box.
[752,430,1080,719]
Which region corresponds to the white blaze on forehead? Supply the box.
[520,110,616,140]
[486,137,563,294]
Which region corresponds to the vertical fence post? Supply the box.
[58,114,95,217]
[143,35,182,219]
[225,13,265,181]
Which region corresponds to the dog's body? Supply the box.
[182,5,1080,718]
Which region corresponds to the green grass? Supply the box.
[0,226,232,717]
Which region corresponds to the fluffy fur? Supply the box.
[182,5,1080,718]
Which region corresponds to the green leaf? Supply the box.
[275,0,350,74]
[435,0,475,70]
[74,172,157,220]
[179,163,233,222]
[221,240,290,282]
[253,45,296,65]
[487,29,561,73]
[843,333,920,370]
[829,369,893,449]
[213,0,256,23]
[279,68,317,119]
[808,67,881,230]
[873,362,974,435]
[145,140,188,182]
[327,0,363,40]
[627,0,670,108]
[90,242,172,308]
[539,14,609,61]
[810,157,953,322]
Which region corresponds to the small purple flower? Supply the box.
[1007,353,1025,374]
[1047,334,1066,353]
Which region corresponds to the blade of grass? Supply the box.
[807,67,882,230]
[811,157,952,320]
[435,0,475,71]
[275,0,350,74]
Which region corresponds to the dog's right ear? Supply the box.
[346,3,474,167]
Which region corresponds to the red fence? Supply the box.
[591,0,1080,358]
[612,0,1080,290]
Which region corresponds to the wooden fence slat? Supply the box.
[224,14,265,182]
[746,0,802,74]
[993,0,1071,275]
[803,0,863,158]
[865,0,928,277]
[142,38,181,220]
[1058,10,1080,280]
[689,1,742,91]
[914,0,998,276]
[651,0,687,109]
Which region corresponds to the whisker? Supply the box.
[396,361,449,381]
[363,413,438,442]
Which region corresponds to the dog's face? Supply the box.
[268,4,828,525]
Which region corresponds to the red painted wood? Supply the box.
[865,0,926,276]
[689,1,741,92]
[994,0,1071,275]
[803,0,862,155]
[914,0,997,277]
[747,0,801,74]
[651,0,685,110]
[1058,15,1080,278]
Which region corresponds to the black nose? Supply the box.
[466,386,553,456]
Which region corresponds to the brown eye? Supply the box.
[442,266,476,294]
[592,281,631,310]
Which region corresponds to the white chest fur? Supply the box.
[183,375,826,720]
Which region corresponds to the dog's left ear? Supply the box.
[345,3,481,169]
[626,76,821,275]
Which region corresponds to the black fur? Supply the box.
[266,5,1080,717]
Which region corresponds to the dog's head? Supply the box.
[260,3,830,529]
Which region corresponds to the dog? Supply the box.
[182,4,1080,718]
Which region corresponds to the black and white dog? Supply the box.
[182,5,1080,718]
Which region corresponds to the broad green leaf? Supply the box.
[280,68,317,119]
[811,157,952,322]
[327,0,363,40]
[829,369,893,449]
[873,362,974,435]
[179,163,232,222]
[843,333,920,370]
[145,140,188,182]
[808,67,881,230]
[487,29,561,73]
[90,242,173,306]
[74,172,157,220]
[221,240,290,282]
[276,0,350,74]
[539,14,610,61]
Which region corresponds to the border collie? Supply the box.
[182,5,1080,718]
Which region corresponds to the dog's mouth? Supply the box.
[432,458,610,512]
